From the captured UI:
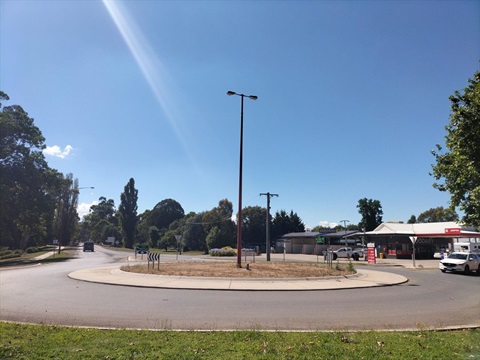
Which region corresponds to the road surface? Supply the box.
[1,246,479,330]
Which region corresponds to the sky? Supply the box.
[1,0,479,230]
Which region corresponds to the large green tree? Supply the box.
[183,212,207,252]
[417,206,458,223]
[271,210,305,239]
[357,198,383,231]
[0,92,62,249]
[431,70,480,228]
[202,199,235,248]
[148,199,185,231]
[81,197,117,243]
[119,178,138,248]
[54,173,80,252]
[241,206,266,249]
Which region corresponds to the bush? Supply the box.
[0,249,23,260]
[209,248,235,257]
[25,247,39,254]
[347,261,355,272]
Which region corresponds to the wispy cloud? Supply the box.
[43,145,73,159]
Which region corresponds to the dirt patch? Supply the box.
[121,261,355,278]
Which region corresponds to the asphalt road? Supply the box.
[1,246,479,331]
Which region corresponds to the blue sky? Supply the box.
[1,0,479,229]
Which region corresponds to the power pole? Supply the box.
[260,192,278,261]
[340,219,350,249]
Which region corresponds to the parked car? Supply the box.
[433,249,448,259]
[332,247,363,261]
[439,252,480,275]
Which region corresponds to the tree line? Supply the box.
[2,70,477,250]
[80,190,307,252]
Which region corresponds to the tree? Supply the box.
[241,206,266,248]
[82,197,117,242]
[289,211,305,232]
[202,199,235,248]
[149,226,160,248]
[0,92,61,249]
[148,199,184,231]
[54,173,80,252]
[431,70,480,228]
[89,197,116,221]
[407,215,416,224]
[205,226,230,250]
[271,210,305,239]
[183,212,207,252]
[357,198,383,231]
[417,206,458,223]
[119,178,138,248]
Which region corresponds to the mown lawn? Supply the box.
[1,323,479,359]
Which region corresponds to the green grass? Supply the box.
[1,323,479,359]
[0,249,74,267]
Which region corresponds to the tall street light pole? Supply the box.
[227,90,258,268]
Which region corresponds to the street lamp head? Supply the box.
[248,95,258,100]
[227,91,236,96]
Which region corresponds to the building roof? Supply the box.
[364,222,480,238]
[281,232,322,239]
[324,231,359,239]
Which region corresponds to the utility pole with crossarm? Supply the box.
[260,192,278,261]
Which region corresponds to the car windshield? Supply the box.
[448,253,467,260]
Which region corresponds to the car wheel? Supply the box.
[464,265,470,275]
[441,269,446,273]
[332,253,337,261]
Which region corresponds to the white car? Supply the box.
[439,252,480,275]
[332,247,363,261]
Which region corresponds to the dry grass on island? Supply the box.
[121,261,356,278]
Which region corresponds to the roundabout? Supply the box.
[68,265,408,291]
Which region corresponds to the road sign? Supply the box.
[135,244,149,254]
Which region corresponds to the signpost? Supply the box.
[135,244,149,259]
[175,235,182,261]
[148,252,160,270]
[409,236,417,268]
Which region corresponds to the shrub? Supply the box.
[25,247,39,254]
[0,249,23,260]
[347,261,355,272]
[209,248,235,257]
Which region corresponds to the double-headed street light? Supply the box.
[227,90,258,268]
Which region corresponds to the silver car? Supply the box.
[439,252,480,275]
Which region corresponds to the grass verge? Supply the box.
[0,249,74,268]
[1,323,479,359]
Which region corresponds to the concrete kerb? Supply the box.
[68,266,408,291]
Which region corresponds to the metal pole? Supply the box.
[409,236,417,268]
[266,193,270,261]
[228,91,257,268]
[341,219,349,257]
[236,95,244,268]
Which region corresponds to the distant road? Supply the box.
[1,246,479,330]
